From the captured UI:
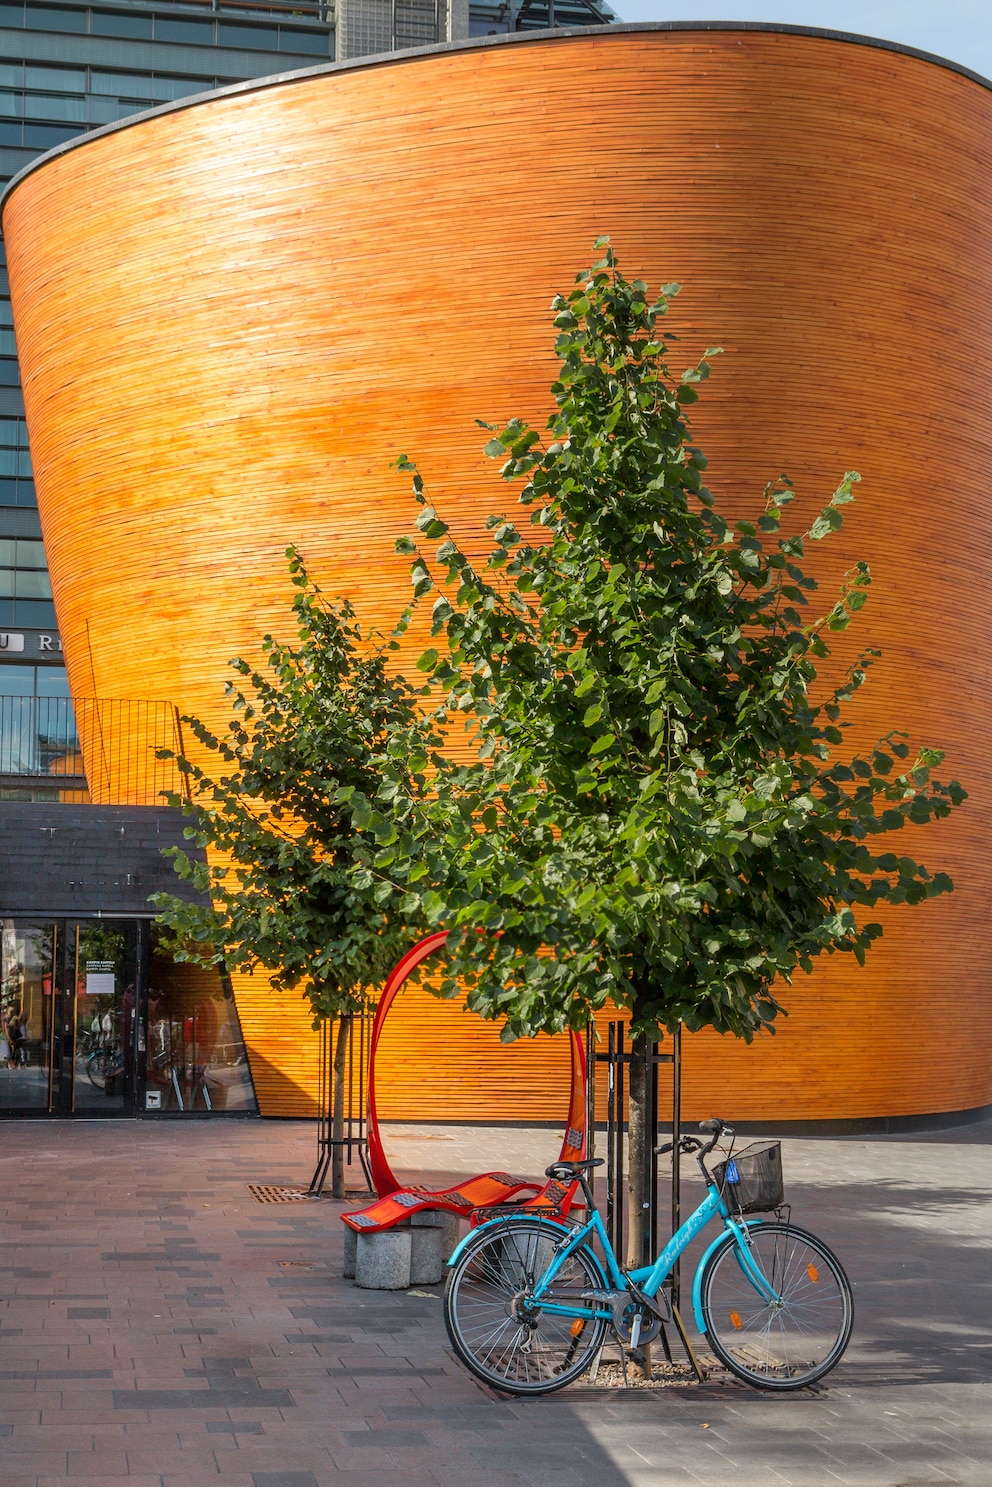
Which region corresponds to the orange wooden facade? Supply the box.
[3,27,991,1122]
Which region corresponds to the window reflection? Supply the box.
[145,926,256,1113]
[0,919,53,1110]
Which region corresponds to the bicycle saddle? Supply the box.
[544,1158,604,1178]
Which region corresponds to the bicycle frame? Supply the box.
[449,1186,781,1336]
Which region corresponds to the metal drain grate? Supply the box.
[247,1184,310,1204]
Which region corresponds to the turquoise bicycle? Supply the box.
[443,1118,853,1394]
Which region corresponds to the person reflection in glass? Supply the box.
[6,1005,23,1069]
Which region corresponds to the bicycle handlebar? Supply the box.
[654,1118,736,1180]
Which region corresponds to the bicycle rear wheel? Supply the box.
[444,1218,608,1396]
[86,1050,110,1090]
[699,1221,853,1390]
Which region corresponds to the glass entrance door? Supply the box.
[0,918,138,1115]
[67,921,138,1115]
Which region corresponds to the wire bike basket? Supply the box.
[713,1141,784,1214]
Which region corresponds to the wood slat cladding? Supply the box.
[3,28,991,1122]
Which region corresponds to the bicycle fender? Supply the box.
[446,1215,574,1268]
[691,1230,729,1333]
[690,1219,769,1333]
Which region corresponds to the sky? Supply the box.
[610,1,992,83]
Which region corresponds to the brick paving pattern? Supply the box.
[0,1116,989,1485]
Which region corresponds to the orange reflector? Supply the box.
[729,1311,743,1330]
[807,1264,820,1283]
[570,1318,586,1336]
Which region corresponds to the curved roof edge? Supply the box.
[3,19,991,223]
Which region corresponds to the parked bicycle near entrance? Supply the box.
[443,1118,853,1395]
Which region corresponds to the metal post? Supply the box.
[670,1021,682,1307]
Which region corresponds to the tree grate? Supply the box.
[247,1184,310,1204]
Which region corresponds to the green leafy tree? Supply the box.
[152,548,432,1193]
[380,241,965,1257]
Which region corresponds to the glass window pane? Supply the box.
[0,662,34,694]
[14,539,45,569]
[14,569,51,599]
[154,17,213,43]
[0,121,21,144]
[147,75,213,101]
[16,482,36,508]
[90,70,154,97]
[14,599,55,625]
[0,537,12,565]
[16,451,31,477]
[24,6,86,30]
[23,122,78,146]
[0,599,12,625]
[280,27,328,54]
[24,65,84,90]
[91,9,152,37]
[0,6,24,26]
[35,665,68,697]
[85,95,118,124]
[0,452,15,477]
[0,331,13,358]
[0,571,12,598]
[0,921,55,1113]
[0,420,23,445]
[217,22,277,49]
[0,479,15,502]
[0,91,22,117]
[0,361,20,386]
[0,302,12,327]
[24,93,85,121]
[147,925,258,1115]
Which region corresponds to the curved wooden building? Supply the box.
[3,24,991,1124]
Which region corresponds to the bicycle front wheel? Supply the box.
[699,1221,853,1390]
[444,1218,609,1396]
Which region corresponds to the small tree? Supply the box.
[379,241,965,1258]
[152,548,433,1194]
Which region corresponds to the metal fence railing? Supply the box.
[0,695,188,805]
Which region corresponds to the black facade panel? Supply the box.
[0,801,208,916]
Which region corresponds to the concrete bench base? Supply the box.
[346,1209,463,1289]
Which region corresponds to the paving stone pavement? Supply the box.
[0,1115,989,1486]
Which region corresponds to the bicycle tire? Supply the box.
[699,1220,853,1390]
[86,1050,110,1090]
[444,1218,609,1396]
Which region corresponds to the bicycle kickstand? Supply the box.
[670,1302,707,1383]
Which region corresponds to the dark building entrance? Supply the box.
[0,803,258,1119]
[0,918,257,1118]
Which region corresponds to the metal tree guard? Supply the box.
[586,1019,702,1376]
[308,1010,373,1197]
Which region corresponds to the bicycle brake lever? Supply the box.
[655,1142,674,1155]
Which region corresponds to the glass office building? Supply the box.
[0,0,335,804]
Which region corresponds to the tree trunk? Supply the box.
[625,1030,650,1270]
[626,1030,654,1379]
[330,1013,351,1199]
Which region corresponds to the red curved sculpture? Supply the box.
[343,931,587,1235]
